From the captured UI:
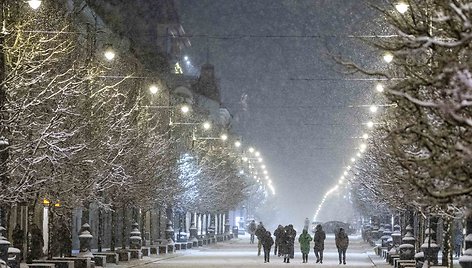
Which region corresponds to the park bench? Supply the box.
[93,252,118,265]
[27,264,55,268]
[32,259,74,268]
[52,257,94,268]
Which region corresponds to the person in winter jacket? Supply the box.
[274,225,284,256]
[286,224,297,259]
[248,220,257,244]
[298,229,312,263]
[281,225,291,263]
[261,231,274,263]
[255,222,266,256]
[313,224,326,263]
[335,227,349,265]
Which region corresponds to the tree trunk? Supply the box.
[121,204,126,249]
[442,217,453,268]
[97,207,102,252]
[110,208,116,251]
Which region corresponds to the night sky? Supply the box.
[176,0,387,228]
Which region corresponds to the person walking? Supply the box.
[335,227,349,265]
[303,217,310,231]
[262,231,274,263]
[454,232,464,258]
[313,224,326,263]
[298,229,312,263]
[274,225,284,256]
[248,220,257,244]
[281,225,291,263]
[255,222,266,256]
[287,224,297,259]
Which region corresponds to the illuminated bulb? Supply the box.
[239,170,244,175]
[234,141,241,147]
[395,2,409,14]
[104,48,116,61]
[357,152,361,157]
[360,143,367,151]
[258,158,263,162]
[255,151,260,157]
[351,158,356,162]
[344,171,348,176]
[362,133,369,139]
[370,105,378,113]
[181,105,190,114]
[383,52,394,63]
[367,121,375,128]
[263,170,268,175]
[242,157,248,162]
[220,134,228,141]
[184,56,189,61]
[376,84,385,93]
[149,85,159,94]
[203,122,211,130]
[261,165,266,169]
[27,0,42,9]
[248,147,255,153]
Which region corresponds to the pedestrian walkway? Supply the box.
[115,234,392,267]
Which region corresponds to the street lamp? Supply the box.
[395,2,409,14]
[376,83,385,93]
[220,134,228,141]
[149,85,159,94]
[27,0,42,9]
[383,52,394,63]
[103,45,116,61]
[370,105,378,113]
[202,122,211,130]
[180,105,190,114]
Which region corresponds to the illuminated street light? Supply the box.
[104,45,116,61]
[220,134,228,141]
[149,85,159,94]
[203,122,211,130]
[258,157,263,163]
[234,141,241,147]
[376,83,385,93]
[263,170,268,175]
[395,2,409,14]
[344,171,348,176]
[255,151,261,157]
[360,143,367,151]
[351,157,356,162]
[362,133,369,140]
[27,0,42,9]
[383,52,394,63]
[357,152,361,157]
[181,105,190,114]
[248,147,255,153]
[366,121,375,128]
[184,56,189,61]
[370,105,378,113]
[261,165,266,169]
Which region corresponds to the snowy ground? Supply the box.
[123,234,392,267]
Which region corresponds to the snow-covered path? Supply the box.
[132,234,389,267]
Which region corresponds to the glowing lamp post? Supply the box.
[27,0,42,10]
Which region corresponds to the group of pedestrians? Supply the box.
[249,220,350,265]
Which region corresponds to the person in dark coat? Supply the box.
[298,229,312,263]
[248,220,257,244]
[261,231,274,263]
[286,224,297,259]
[30,224,44,260]
[255,222,266,256]
[281,225,291,263]
[335,227,349,265]
[313,224,326,263]
[273,225,284,256]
